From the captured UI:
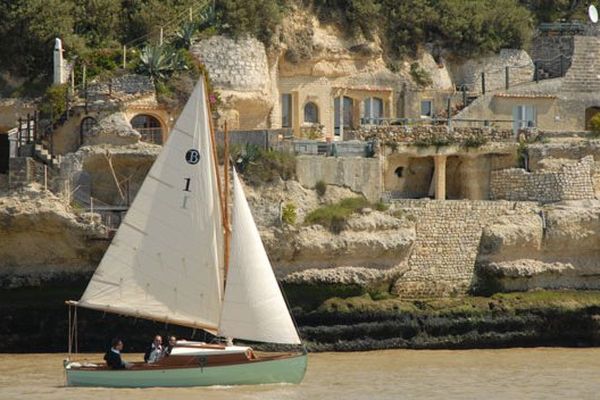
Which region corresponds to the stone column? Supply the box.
[434,155,447,200]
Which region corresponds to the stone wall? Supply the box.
[355,125,514,145]
[447,49,534,93]
[490,156,595,202]
[192,36,269,92]
[295,155,382,202]
[392,199,537,297]
[8,157,35,189]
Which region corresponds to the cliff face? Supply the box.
[477,200,600,292]
[0,185,108,287]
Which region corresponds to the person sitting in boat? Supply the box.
[104,338,131,369]
[162,335,177,357]
[144,335,163,363]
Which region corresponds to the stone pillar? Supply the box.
[53,38,65,85]
[434,155,447,200]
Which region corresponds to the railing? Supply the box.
[137,127,163,144]
[6,113,38,158]
[357,117,515,129]
[539,22,586,34]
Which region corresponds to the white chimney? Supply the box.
[53,38,65,85]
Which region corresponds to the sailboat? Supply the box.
[63,78,307,387]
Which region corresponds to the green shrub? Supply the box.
[281,203,297,225]
[374,201,389,211]
[305,196,370,233]
[315,180,327,196]
[589,113,600,136]
[38,84,69,122]
[410,62,433,87]
[463,134,488,148]
[235,145,296,186]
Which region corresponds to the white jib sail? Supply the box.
[218,169,301,344]
[77,79,224,331]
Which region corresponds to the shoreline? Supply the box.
[2,281,600,353]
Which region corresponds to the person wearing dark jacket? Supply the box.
[104,338,130,369]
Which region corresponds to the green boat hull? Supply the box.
[65,353,307,387]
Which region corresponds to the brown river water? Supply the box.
[1,348,600,400]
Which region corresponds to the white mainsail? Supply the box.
[76,79,224,331]
[218,169,301,345]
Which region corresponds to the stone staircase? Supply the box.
[34,143,62,168]
[562,36,600,92]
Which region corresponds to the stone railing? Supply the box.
[353,125,515,147]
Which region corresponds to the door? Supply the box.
[334,96,353,137]
[512,105,536,133]
[0,134,8,173]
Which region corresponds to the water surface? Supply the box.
[1,348,599,399]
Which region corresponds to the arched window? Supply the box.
[363,97,384,125]
[131,114,163,144]
[80,117,97,137]
[304,102,319,124]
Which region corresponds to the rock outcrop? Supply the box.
[83,112,141,146]
[477,200,600,292]
[0,184,108,288]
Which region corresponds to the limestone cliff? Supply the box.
[477,200,600,292]
[0,184,108,287]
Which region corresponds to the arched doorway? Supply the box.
[585,107,600,130]
[131,114,163,144]
[80,116,97,145]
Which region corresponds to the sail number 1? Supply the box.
[182,178,191,209]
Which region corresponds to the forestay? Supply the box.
[218,169,301,344]
[76,79,224,331]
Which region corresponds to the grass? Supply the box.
[304,197,371,233]
[314,290,600,316]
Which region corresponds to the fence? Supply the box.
[215,129,293,150]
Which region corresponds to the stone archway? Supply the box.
[131,114,163,144]
[586,107,600,130]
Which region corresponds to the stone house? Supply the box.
[49,74,174,155]
[457,34,600,132]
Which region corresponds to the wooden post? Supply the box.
[123,45,127,68]
[446,97,451,126]
[462,86,467,107]
[26,114,31,143]
[90,197,94,220]
[481,72,486,94]
[505,66,510,90]
[160,27,164,46]
[534,61,539,83]
[82,64,87,90]
[560,55,564,77]
[44,165,48,191]
[223,122,230,282]
[189,7,193,22]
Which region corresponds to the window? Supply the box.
[363,97,384,125]
[420,100,433,117]
[281,93,292,128]
[512,105,536,133]
[131,114,163,144]
[304,102,319,124]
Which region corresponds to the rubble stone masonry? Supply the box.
[392,200,537,297]
[490,156,595,203]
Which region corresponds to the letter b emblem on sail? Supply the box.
[185,149,200,164]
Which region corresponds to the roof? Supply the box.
[494,93,557,99]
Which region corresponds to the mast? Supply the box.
[223,122,231,283]
[205,74,225,230]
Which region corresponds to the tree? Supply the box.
[0,0,75,77]
[73,0,121,47]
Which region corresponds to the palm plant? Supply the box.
[136,44,187,81]
[174,22,198,49]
